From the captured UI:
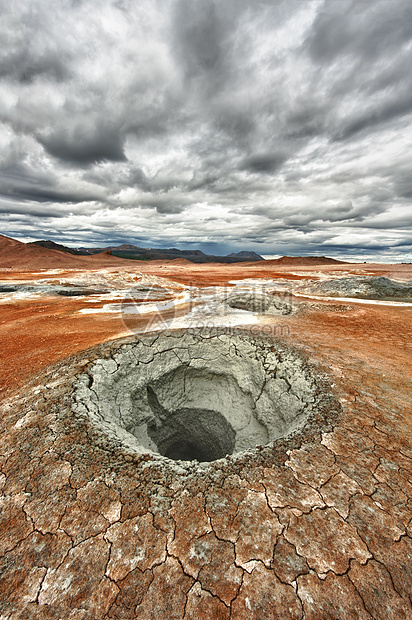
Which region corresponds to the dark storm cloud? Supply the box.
[0,176,107,205]
[2,186,99,204]
[39,123,126,165]
[0,0,411,260]
[138,194,187,214]
[303,0,412,144]
[240,153,289,174]
[127,168,152,192]
[0,164,108,205]
[0,203,65,219]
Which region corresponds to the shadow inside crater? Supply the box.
[146,385,236,462]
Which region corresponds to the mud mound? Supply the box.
[226,292,292,315]
[298,276,412,300]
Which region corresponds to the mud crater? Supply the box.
[73,330,330,463]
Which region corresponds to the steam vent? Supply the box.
[1,328,411,619]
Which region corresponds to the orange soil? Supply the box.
[1,260,411,399]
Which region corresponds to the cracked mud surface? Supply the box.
[0,263,411,619]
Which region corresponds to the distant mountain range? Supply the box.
[32,240,265,263]
[1,234,349,270]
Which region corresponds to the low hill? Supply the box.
[227,251,264,260]
[265,256,348,266]
[0,235,128,270]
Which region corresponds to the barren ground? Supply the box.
[0,259,411,619]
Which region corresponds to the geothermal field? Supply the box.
[0,235,411,618]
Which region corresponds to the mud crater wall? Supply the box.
[72,331,329,463]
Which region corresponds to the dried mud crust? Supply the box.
[0,329,411,619]
[296,276,412,301]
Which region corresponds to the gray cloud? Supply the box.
[307,0,412,63]
[394,170,412,199]
[0,0,410,261]
[173,0,226,81]
[336,90,412,141]
[0,48,69,84]
[241,153,289,174]
[0,163,108,205]
[0,204,65,219]
[39,122,126,165]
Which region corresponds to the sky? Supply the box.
[1,0,412,261]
